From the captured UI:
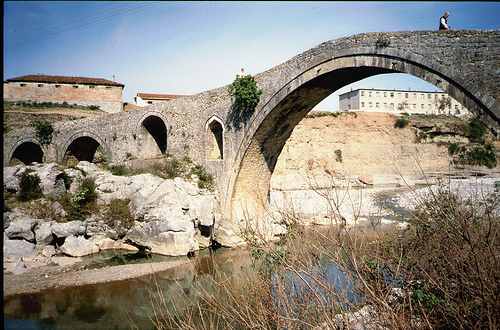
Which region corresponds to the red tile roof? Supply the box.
[137,93,187,100]
[5,75,124,87]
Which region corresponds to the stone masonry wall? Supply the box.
[3,82,123,113]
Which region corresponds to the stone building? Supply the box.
[3,75,125,113]
[135,93,187,107]
[339,88,469,115]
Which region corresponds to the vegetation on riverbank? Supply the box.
[148,178,500,329]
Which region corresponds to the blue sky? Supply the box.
[4,1,500,110]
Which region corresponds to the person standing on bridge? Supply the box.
[439,12,450,30]
[238,68,245,79]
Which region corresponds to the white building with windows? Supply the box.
[339,88,468,115]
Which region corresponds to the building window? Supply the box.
[348,104,351,110]
[383,103,387,108]
[398,93,402,98]
[455,105,459,110]
[369,102,372,108]
[376,92,380,97]
[376,102,380,108]
[390,92,394,98]
[413,93,417,99]
[405,93,409,98]
[435,94,438,99]
[55,85,61,88]
[148,101,153,104]
[421,104,425,109]
[383,92,387,97]
[106,86,111,89]
[421,94,424,99]
[38,84,44,87]
[428,94,432,99]
[73,85,79,89]
[89,85,95,89]
[361,91,365,96]
[20,84,26,87]
[369,92,372,97]
[390,103,394,108]
[428,104,432,110]
[361,102,365,107]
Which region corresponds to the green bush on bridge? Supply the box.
[228,75,262,113]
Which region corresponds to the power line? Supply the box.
[5,2,189,52]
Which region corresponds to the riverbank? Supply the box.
[3,258,192,297]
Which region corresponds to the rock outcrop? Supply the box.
[3,161,218,274]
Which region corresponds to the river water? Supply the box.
[5,179,497,329]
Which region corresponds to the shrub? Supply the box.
[56,172,72,190]
[400,185,500,328]
[228,75,262,113]
[64,178,98,220]
[33,121,54,145]
[334,149,343,163]
[108,164,130,176]
[106,198,134,229]
[468,117,487,143]
[194,165,214,189]
[18,170,43,201]
[375,36,390,48]
[447,142,460,155]
[465,143,497,168]
[394,117,409,128]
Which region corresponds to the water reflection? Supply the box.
[4,248,253,329]
[4,224,400,329]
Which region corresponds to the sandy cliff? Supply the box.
[271,112,499,191]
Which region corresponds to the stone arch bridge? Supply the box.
[4,30,500,226]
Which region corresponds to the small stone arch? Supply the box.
[206,115,224,160]
[135,112,168,158]
[61,132,108,166]
[9,138,44,165]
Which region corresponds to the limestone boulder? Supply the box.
[32,163,66,197]
[5,217,37,242]
[60,236,99,257]
[35,221,53,246]
[38,245,56,257]
[4,260,28,275]
[125,221,197,256]
[51,221,86,238]
[63,167,86,193]
[3,165,22,192]
[188,194,216,227]
[212,227,245,247]
[3,235,37,262]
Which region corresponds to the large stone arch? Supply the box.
[8,138,44,165]
[227,44,500,221]
[135,111,168,158]
[60,132,109,166]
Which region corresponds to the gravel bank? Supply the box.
[3,259,193,297]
